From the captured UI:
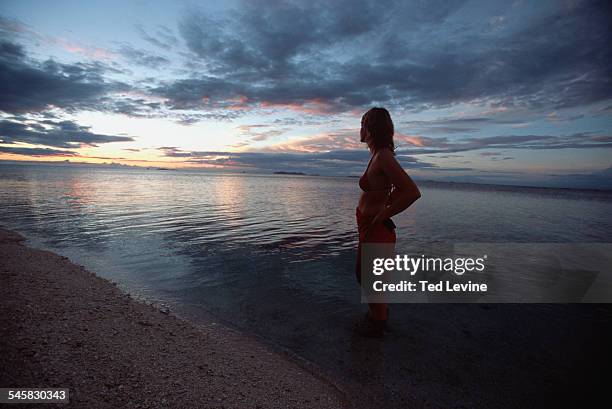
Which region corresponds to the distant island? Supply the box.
[273,171,307,176]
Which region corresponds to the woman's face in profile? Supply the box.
[360,115,369,143]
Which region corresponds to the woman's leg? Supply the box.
[364,223,396,322]
[368,303,388,321]
[356,208,395,323]
[355,240,362,285]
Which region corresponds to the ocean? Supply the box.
[2,163,611,407]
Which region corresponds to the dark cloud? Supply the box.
[3,1,612,127]
[96,97,162,117]
[419,126,480,134]
[0,40,25,59]
[178,0,386,77]
[153,0,612,113]
[156,26,179,47]
[398,132,612,155]
[0,34,183,120]
[0,35,237,124]
[152,76,243,110]
[157,146,438,175]
[117,45,170,69]
[0,39,129,114]
[546,112,585,122]
[0,118,134,148]
[0,15,27,40]
[136,24,179,50]
[0,146,76,156]
[401,116,529,133]
[434,154,465,159]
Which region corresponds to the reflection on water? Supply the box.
[1,164,612,407]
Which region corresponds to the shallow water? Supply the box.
[2,163,611,407]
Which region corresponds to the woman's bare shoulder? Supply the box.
[375,147,395,161]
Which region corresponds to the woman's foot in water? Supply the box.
[354,317,386,338]
[355,309,390,338]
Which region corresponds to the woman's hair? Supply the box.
[363,107,395,154]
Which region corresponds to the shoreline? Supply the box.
[0,227,349,408]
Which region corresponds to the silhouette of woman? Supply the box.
[355,107,421,338]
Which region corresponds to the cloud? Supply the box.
[52,38,117,60]
[0,40,25,59]
[212,128,611,177]
[257,129,363,152]
[0,37,177,120]
[546,111,585,122]
[400,115,530,134]
[234,123,289,143]
[3,2,611,121]
[0,118,134,148]
[236,127,612,158]
[0,15,24,36]
[0,34,243,124]
[418,126,481,134]
[0,39,129,114]
[117,45,170,69]
[396,132,612,155]
[0,146,76,156]
[136,24,179,50]
[149,0,612,114]
[5,1,610,130]
[157,146,438,174]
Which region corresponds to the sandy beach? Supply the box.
[0,227,348,408]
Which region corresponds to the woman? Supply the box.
[355,107,421,338]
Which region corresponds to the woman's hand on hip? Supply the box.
[363,209,388,240]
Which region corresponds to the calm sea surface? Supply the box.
[2,163,612,407]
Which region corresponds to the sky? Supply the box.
[0,0,611,189]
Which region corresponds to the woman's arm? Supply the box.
[376,149,421,220]
[362,149,421,240]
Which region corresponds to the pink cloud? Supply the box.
[259,98,337,115]
[257,129,362,153]
[395,133,426,147]
[54,38,117,60]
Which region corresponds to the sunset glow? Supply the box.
[1,0,611,188]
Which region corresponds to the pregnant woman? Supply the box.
[355,107,422,338]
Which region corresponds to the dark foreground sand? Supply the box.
[0,228,348,408]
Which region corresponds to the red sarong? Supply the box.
[355,207,396,321]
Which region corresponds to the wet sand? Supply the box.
[0,228,348,408]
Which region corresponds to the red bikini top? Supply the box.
[359,151,393,192]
